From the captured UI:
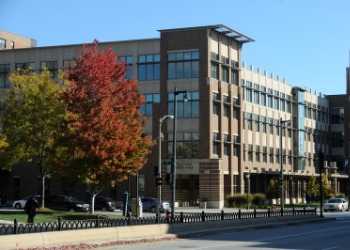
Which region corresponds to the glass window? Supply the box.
[167,51,199,79]
[245,89,252,102]
[0,64,10,88]
[41,61,58,79]
[331,108,344,124]
[0,38,6,48]
[140,93,160,116]
[168,91,200,118]
[222,66,229,82]
[211,63,219,79]
[120,56,133,79]
[137,54,160,81]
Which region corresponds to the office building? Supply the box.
[0,25,346,208]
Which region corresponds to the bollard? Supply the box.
[58,216,62,231]
[254,208,257,218]
[201,211,205,221]
[180,211,184,223]
[267,208,271,217]
[221,210,224,220]
[238,209,241,219]
[95,215,100,228]
[13,219,17,235]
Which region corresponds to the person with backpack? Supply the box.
[24,196,38,223]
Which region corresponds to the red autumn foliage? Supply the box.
[60,40,154,185]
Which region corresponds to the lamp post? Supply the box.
[171,87,188,217]
[246,171,251,210]
[157,115,174,221]
[318,149,324,217]
[280,118,290,211]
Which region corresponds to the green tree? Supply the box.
[322,173,332,199]
[306,175,319,197]
[266,179,280,200]
[60,40,154,213]
[1,69,67,208]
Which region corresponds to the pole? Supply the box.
[171,88,188,217]
[171,88,178,218]
[157,115,173,221]
[280,118,284,211]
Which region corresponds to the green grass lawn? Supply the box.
[0,209,124,224]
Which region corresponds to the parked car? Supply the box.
[12,195,41,209]
[89,196,116,211]
[45,195,89,212]
[323,198,349,212]
[141,197,170,213]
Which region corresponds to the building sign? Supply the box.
[176,161,199,174]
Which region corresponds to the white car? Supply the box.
[323,198,349,212]
[12,195,40,209]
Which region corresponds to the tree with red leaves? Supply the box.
[60,40,154,213]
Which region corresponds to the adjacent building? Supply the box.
[0,25,347,208]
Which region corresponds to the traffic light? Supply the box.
[153,166,158,176]
[166,173,172,185]
[156,177,162,186]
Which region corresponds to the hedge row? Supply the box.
[226,193,266,208]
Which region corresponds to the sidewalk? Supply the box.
[0,208,331,250]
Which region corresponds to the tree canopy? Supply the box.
[1,69,68,208]
[60,40,154,194]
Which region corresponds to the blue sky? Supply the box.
[1,0,349,95]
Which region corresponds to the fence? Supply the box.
[0,207,317,236]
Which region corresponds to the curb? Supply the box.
[0,215,331,250]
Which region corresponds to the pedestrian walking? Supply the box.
[25,196,38,223]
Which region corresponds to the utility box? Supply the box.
[131,198,143,217]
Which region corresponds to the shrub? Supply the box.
[252,193,266,207]
[226,194,249,207]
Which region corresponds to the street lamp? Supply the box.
[171,87,189,217]
[246,171,251,210]
[157,115,174,221]
[318,149,324,217]
[280,118,290,211]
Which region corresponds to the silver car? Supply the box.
[141,197,171,213]
[324,198,349,212]
[12,195,41,209]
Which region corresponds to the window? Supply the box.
[11,41,14,49]
[138,54,160,81]
[233,146,239,157]
[331,132,344,147]
[254,114,259,132]
[331,108,344,124]
[274,97,279,110]
[263,146,267,163]
[210,52,219,80]
[168,51,199,79]
[245,112,252,131]
[231,69,238,85]
[245,89,252,102]
[268,96,273,108]
[16,62,35,71]
[221,56,229,83]
[0,64,10,88]
[140,93,160,116]
[254,91,259,104]
[233,109,239,120]
[168,91,199,118]
[120,56,133,79]
[248,144,253,162]
[0,38,6,48]
[168,132,199,158]
[269,148,274,163]
[41,61,58,79]
[260,93,266,106]
[256,145,260,162]
[261,116,266,133]
[222,66,229,82]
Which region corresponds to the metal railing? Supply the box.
[0,207,317,236]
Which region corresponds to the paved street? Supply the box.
[94,211,349,250]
